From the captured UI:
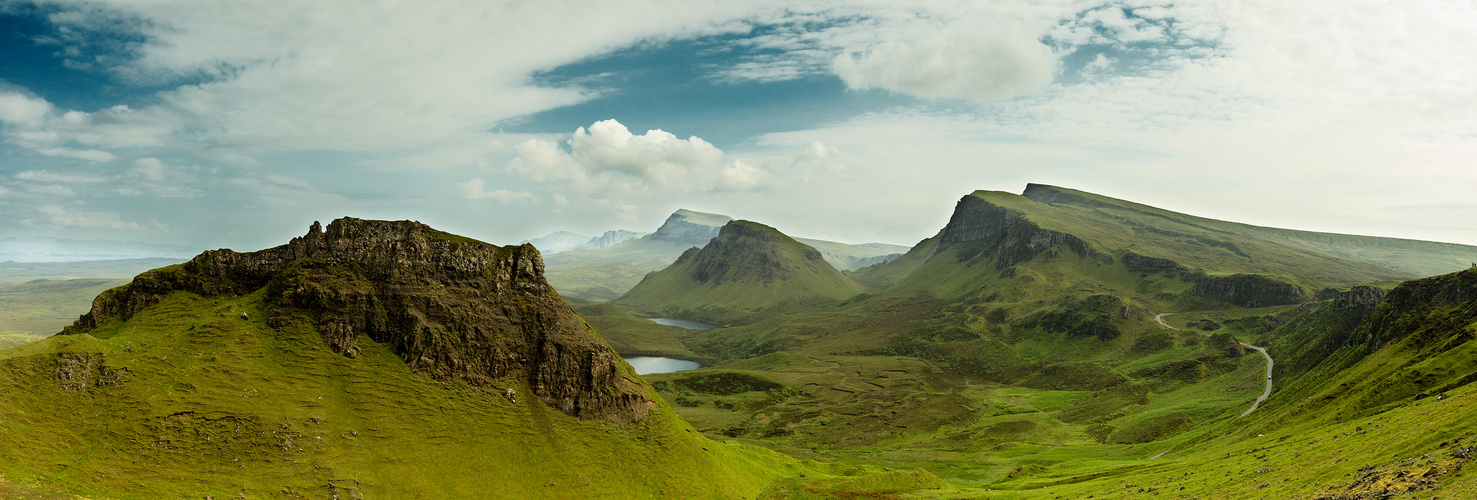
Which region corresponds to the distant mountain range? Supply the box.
[540,208,907,301]
[0,236,199,262]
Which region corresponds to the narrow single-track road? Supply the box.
[1155,312,1273,418]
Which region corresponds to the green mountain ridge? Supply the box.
[616,220,865,326]
[543,208,906,301]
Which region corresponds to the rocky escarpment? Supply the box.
[64,218,653,422]
[1189,273,1312,308]
[646,209,732,247]
[1358,268,1477,350]
[1121,251,1186,273]
[940,194,1108,268]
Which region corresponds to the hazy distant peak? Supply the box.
[520,231,590,254]
[571,229,645,251]
[669,209,733,227]
[648,209,733,247]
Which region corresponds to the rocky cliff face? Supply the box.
[1189,273,1312,308]
[64,218,654,422]
[940,194,1108,268]
[1359,268,1477,350]
[646,209,732,247]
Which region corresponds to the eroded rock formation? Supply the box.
[940,194,1108,268]
[64,218,653,422]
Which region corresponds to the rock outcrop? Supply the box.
[1189,273,1312,308]
[1121,251,1186,273]
[940,194,1108,268]
[64,218,653,422]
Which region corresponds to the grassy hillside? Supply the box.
[1022,183,1477,278]
[616,221,864,325]
[0,290,948,498]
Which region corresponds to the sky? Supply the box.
[1,0,1475,256]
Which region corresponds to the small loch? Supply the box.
[623,357,701,375]
[646,317,720,330]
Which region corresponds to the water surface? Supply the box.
[647,317,720,330]
[623,357,700,375]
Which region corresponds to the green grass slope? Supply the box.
[973,267,1477,499]
[1022,183,1477,278]
[616,221,864,326]
[0,291,821,499]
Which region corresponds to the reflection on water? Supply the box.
[623,357,700,375]
[647,317,720,330]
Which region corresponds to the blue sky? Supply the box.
[2,1,1476,256]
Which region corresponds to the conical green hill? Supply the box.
[616,220,864,325]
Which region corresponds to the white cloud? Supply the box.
[832,27,1056,101]
[131,158,167,181]
[457,179,538,204]
[508,119,769,193]
[793,141,845,171]
[14,170,108,183]
[0,90,53,125]
[569,120,724,184]
[34,147,117,162]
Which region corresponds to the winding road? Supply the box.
[1155,313,1273,418]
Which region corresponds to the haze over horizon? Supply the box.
[2,1,1475,256]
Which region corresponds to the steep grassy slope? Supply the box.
[616,221,864,325]
[975,267,1477,499]
[0,218,942,498]
[1021,183,1477,278]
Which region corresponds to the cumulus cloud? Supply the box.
[832,27,1056,101]
[457,179,539,204]
[569,120,724,184]
[0,89,53,125]
[508,119,768,193]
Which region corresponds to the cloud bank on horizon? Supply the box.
[1,0,1475,254]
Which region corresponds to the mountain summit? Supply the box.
[616,220,863,325]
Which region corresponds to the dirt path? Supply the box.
[1155,312,1273,418]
